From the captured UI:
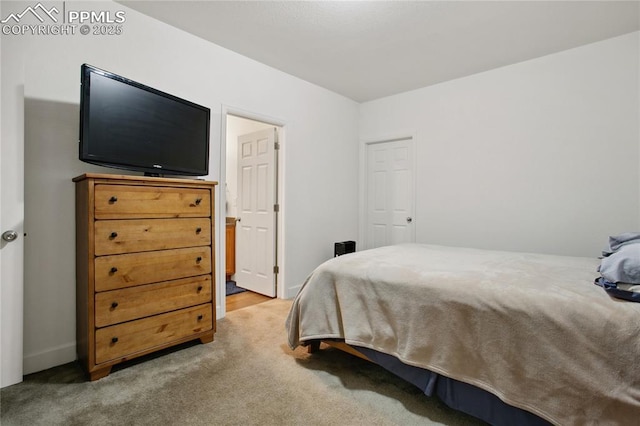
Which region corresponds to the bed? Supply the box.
[286,244,640,425]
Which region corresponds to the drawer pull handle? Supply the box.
[109,232,118,239]
[109,267,118,274]
[197,285,203,292]
[111,337,119,344]
[195,227,202,234]
[196,256,202,263]
[111,301,119,309]
[109,196,118,203]
[194,198,202,206]
[197,314,203,321]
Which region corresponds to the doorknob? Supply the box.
[406,217,413,224]
[2,230,18,242]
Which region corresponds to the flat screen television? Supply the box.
[79,64,210,176]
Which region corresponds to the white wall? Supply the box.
[2,1,359,376]
[360,32,640,257]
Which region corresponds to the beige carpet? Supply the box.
[1,299,484,425]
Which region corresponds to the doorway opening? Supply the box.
[223,113,283,313]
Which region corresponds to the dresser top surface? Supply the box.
[73,173,218,187]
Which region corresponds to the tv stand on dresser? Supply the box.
[73,173,217,380]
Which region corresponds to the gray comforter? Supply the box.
[286,244,640,425]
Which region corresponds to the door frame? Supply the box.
[359,132,417,250]
[219,106,286,316]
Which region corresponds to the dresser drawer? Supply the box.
[95,275,212,327]
[95,246,211,292]
[94,184,211,219]
[94,218,211,255]
[95,304,212,364]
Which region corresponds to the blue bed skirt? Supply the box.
[354,346,550,426]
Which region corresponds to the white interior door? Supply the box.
[366,138,415,249]
[1,100,25,387]
[235,128,277,297]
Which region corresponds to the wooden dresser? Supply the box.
[73,173,217,380]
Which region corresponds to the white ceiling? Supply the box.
[118,1,640,102]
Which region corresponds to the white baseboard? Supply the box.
[284,284,302,299]
[23,342,76,375]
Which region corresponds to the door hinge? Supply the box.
[274,142,280,150]
[274,203,280,212]
[273,265,279,274]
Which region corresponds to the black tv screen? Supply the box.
[79,64,210,176]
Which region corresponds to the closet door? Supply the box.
[365,138,415,249]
